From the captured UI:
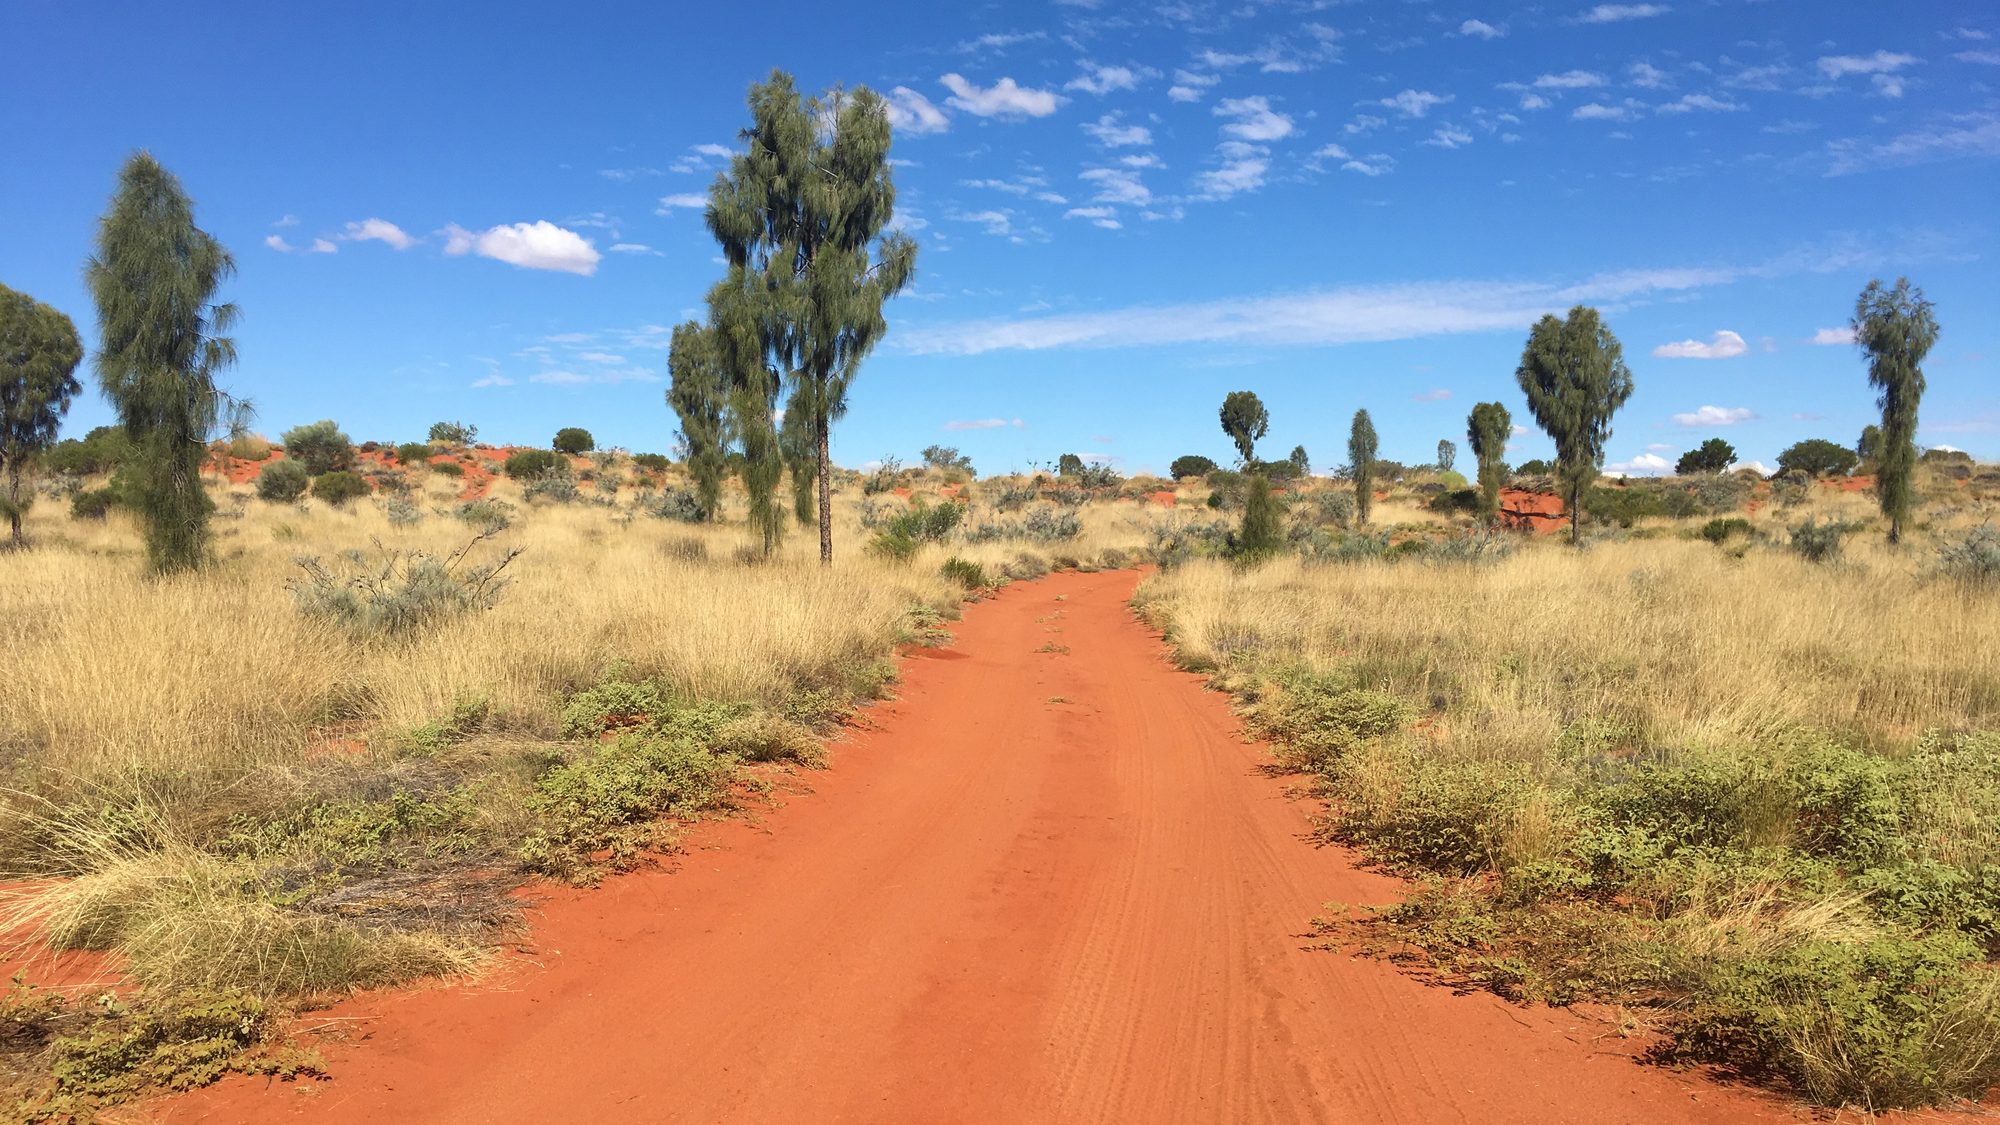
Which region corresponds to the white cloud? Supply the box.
[1168,69,1218,102]
[1213,96,1295,141]
[272,214,299,228]
[1459,19,1504,39]
[609,242,658,255]
[1811,326,1858,345]
[1573,102,1638,121]
[1345,114,1388,134]
[1827,111,2000,174]
[1379,89,1452,118]
[264,235,293,252]
[1065,63,1138,95]
[1080,166,1152,205]
[940,73,1062,118]
[1658,93,1743,113]
[471,373,515,388]
[1654,330,1749,360]
[1426,126,1474,149]
[1533,70,1607,89]
[1606,452,1673,476]
[952,209,1015,237]
[1342,154,1396,176]
[944,417,1026,431]
[1063,206,1123,229]
[1520,93,1552,111]
[1082,114,1152,146]
[342,218,414,250]
[441,221,601,276]
[529,371,590,385]
[1671,404,1755,427]
[1577,4,1669,24]
[1629,62,1670,89]
[885,86,951,135]
[956,30,1045,52]
[894,267,1742,356]
[1412,388,1454,402]
[309,239,337,254]
[1196,142,1270,198]
[1819,51,1918,79]
[656,193,708,212]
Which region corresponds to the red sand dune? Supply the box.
[1824,474,1875,492]
[1496,487,1566,534]
[158,570,1865,1125]
[1147,489,1177,507]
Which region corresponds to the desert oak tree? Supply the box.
[1219,390,1268,467]
[1514,305,1633,544]
[1852,277,1937,544]
[86,153,244,574]
[1348,408,1378,527]
[702,70,917,564]
[1466,401,1511,520]
[0,284,84,546]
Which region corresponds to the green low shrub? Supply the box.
[394,442,433,466]
[940,556,988,590]
[309,471,368,506]
[255,460,310,503]
[503,449,563,480]
[69,488,119,520]
[518,733,734,879]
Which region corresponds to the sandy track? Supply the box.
[165,569,1805,1124]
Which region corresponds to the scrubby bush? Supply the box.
[309,470,368,506]
[289,536,521,637]
[450,500,512,533]
[42,426,132,476]
[1170,454,1218,480]
[1699,517,1756,545]
[1789,517,1855,565]
[503,449,563,480]
[394,442,432,466]
[521,472,579,504]
[1778,438,1860,479]
[1932,525,2000,588]
[69,488,119,520]
[432,460,464,477]
[519,733,733,879]
[643,487,704,523]
[254,460,309,503]
[940,556,988,590]
[383,497,423,526]
[631,452,669,472]
[880,499,964,544]
[227,433,272,461]
[279,420,354,476]
[1233,475,1283,561]
[552,427,594,455]
[428,421,476,446]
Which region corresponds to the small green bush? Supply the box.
[1699,516,1756,545]
[394,442,433,466]
[521,472,579,504]
[279,420,354,476]
[551,428,594,455]
[451,499,511,533]
[1932,525,2000,588]
[309,470,368,506]
[45,991,316,1103]
[432,460,465,477]
[427,421,476,445]
[255,459,310,503]
[644,487,704,523]
[869,530,921,562]
[519,733,734,879]
[503,449,563,480]
[69,488,119,520]
[940,556,988,590]
[289,538,521,637]
[631,452,669,472]
[1789,516,1856,565]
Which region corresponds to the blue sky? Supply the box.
[4,0,1996,476]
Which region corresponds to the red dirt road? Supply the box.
[167,570,1808,1124]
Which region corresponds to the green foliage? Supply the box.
[643,486,705,523]
[1777,438,1860,479]
[289,535,521,637]
[1514,305,1634,543]
[1435,439,1455,474]
[40,425,132,476]
[39,991,317,1106]
[1057,452,1085,477]
[1583,483,1698,527]
[309,470,367,506]
[551,427,594,455]
[920,444,973,473]
[940,556,988,590]
[1789,516,1856,564]
[1931,525,2000,588]
[427,421,476,445]
[1348,409,1378,527]
[1677,437,1736,476]
[868,529,922,562]
[400,696,489,756]
[69,487,119,520]
[519,732,735,880]
[0,283,85,545]
[450,499,510,532]
[700,70,918,564]
[278,420,353,475]
[1855,278,1938,544]
[87,152,242,574]
[521,472,580,504]
[1234,473,1284,560]
[1170,454,1217,479]
[1514,458,1552,476]
[1254,674,1413,771]
[254,458,309,503]
[502,449,563,480]
[431,459,464,477]
[1858,423,1883,464]
[394,441,433,466]
[1698,517,1756,545]
[1219,390,1269,465]
[878,499,965,543]
[964,506,1082,544]
[631,452,669,472]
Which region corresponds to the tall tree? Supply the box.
[1287,444,1309,477]
[0,285,84,546]
[1348,409,1378,527]
[1514,305,1634,544]
[86,153,243,574]
[1675,437,1736,476]
[781,396,817,526]
[666,321,729,520]
[1219,390,1268,466]
[1856,423,1883,464]
[1436,439,1456,474]
[1852,277,1938,544]
[1466,401,1512,520]
[704,71,917,565]
[1236,472,1283,560]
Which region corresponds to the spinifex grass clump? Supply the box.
[289,533,521,637]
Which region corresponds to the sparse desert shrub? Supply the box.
[1694,472,1751,514]
[869,529,921,562]
[1699,517,1756,545]
[68,488,118,520]
[394,441,433,466]
[881,499,964,543]
[227,433,272,461]
[427,421,476,446]
[450,499,511,533]
[1932,525,2000,588]
[940,556,988,590]
[1789,517,1856,565]
[644,487,704,523]
[309,470,368,506]
[431,459,464,477]
[34,989,318,1108]
[289,535,522,638]
[551,427,594,455]
[631,452,669,472]
[383,496,423,526]
[279,420,354,476]
[521,472,580,504]
[254,460,309,503]
[503,449,563,480]
[519,732,734,880]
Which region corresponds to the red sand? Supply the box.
[1497,487,1567,534]
[1824,474,1876,492]
[1147,489,1177,507]
[164,572,1901,1124]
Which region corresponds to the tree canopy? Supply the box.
[1777,438,1859,479]
[1514,305,1633,543]
[1169,454,1218,480]
[666,320,729,521]
[0,284,85,546]
[86,152,244,574]
[1675,437,1736,476]
[1219,390,1268,466]
[1466,401,1511,520]
[1853,277,1938,543]
[1348,409,1378,527]
[553,427,595,455]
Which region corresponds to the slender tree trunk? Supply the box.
[816,416,833,565]
[1569,480,1581,545]
[5,466,23,548]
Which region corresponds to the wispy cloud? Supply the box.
[940,73,1063,118]
[886,86,951,135]
[442,221,601,276]
[1065,63,1139,95]
[1214,95,1295,140]
[1671,404,1755,426]
[1810,326,1857,345]
[1654,330,1749,359]
[1082,113,1152,146]
[1379,89,1452,117]
[342,218,414,250]
[1827,111,2000,174]
[1576,4,1669,24]
[943,417,1026,431]
[1458,19,1504,39]
[1412,388,1454,402]
[656,193,708,213]
[1657,93,1742,113]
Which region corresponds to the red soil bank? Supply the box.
[1497,487,1567,534]
[1147,489,1177,507]
[167,572,1882,1124]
